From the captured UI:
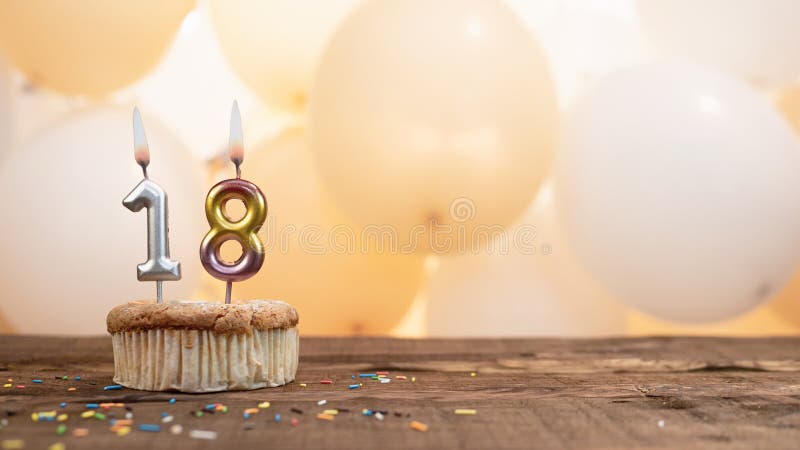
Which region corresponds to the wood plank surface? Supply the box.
[1,335,799,449]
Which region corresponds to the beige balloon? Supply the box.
[213,128,425,335]
[310,0,558,254]
[0,0,193,96]
[210,0,359,113]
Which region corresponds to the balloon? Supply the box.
[214,128,425,335]
[210,0,359,113]
[638,0,800,89]
[133,5,269,161]
[427,182,627,336]
[554,62,800,323]
[0,107,205,334]
[0,56,10,156]
[310,0,558,254]
[0,0,193,96]
[777,85,800,134]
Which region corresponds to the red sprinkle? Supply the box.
[376,371,389,375]
[291,418,299,427]
[320,380,333,385]
[15,385,25,389]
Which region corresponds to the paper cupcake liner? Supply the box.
[111,327,299,392]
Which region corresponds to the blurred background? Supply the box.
[2,0,800,337]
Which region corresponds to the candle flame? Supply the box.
[229,100,244,167]
[132,107,150,170]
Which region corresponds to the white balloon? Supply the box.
[427,183,627,337]
[0,107,205,334]
[638,0,800,89]
[555,62,800,323]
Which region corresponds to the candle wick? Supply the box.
[225,281,233,304]
[235,161,241,179]
[140,162,149,179]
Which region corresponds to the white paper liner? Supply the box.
[111,327,299,392]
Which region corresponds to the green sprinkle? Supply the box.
[56,424,67,435]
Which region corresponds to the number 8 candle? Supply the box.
[200,101,267,303]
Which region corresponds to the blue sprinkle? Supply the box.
[243,412,251,420]
[362,409,373,416]
[86,403,99,409]
[41,416,55,422]
[32,379,43,384]
[204,404,216,411]
[160,412,168,418]
[138,424,161,432]
[74,376,81,381]
[348,384,360,389]
[103,385,123,391]
[109,419,117,426]
[59,403,67,408]
[358,373,376,378]
[351,375,356,379]
[169,398,176,404]
[274,414,281,423]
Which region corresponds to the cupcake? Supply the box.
[107,300,299,393]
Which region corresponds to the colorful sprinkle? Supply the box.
[455,409,478,415]
[322,409,339,415]
[358,373,376,378]
[375,412,385,421]
[116,426,131,437]
[348,384,360,389]
[317,400,327,406]
[395,375,407,380]
[243,413,251,420]
[85,404,99,409]
[15,385,25,389]
[48,443,65,450]
[320,379,333,385]
[1,440,25,449]
[67,388,76,392]
[169,398,176,404]
[56,424,67,435]
[470,372,476,377]
[32,379,43,384]
[74,376,81,381]
[291,417,299,427]
[299,383,307,387]
[56,414,67,422]
[411,377,416,382]
[103,385,123,391]
[317,413,335,421]
[161,415,173,423]
[2,384,10,388]
[138,424,161,432]
[274,414,281,423]
[410,421,429,432]
[170,424,183,435]
[94,413,107,421]
[380,378,391,384]
[72,428,89,437]
[59,403,66,408]
[189,430,217,440]
[376,371,389,375]
[80,411,95,419]
[258,402,270,409]
[362,409,373,416]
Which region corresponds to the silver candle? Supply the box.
[122,107,181,303]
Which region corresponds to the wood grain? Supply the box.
[1,335,799,449]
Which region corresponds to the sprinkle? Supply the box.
[124,412,133,420]
[162,415,173,423]
[299,383,307,387]
[74,376,81,381]
[244,408,259,415]
[2,384,10,388]
[410,421,429,432]
[348,384,360,390]
[104,385,123,391]
[395,376,407,380]
[170,424,183,435]
[243,413,251,420]
[375,412,385,421]
[67,388,76,392]
[317,413,334,421]
[15,385,24,389]
[189,430,218,440]
[112,420,132,427]
[80,411,95,419]
[85,404,99,409]
[56,424,67,435]
[1,440,25,449]
[94,413,107,421]
[61,376,68,380]
[411,377,416,382]
[358,373,376,378]
[362,409,373,416]
[454,409,477,415]
[193,411,204,417]
[31,413,39,422]
[376,371,389,375]
[290,408,303,415]
[169,398,176,404]
[470,372,476,377]
[72,428,89,437]
[322,409,339,415]
[317,400,327,406]
[138,424,161,432]
[351,375,355,379]
[380,378,391,384]
[258,402,270,409]
[274,414,281,423]
[116,426,131,437]
[658,419,665,428]
[320,379,333,385]
[59,403,66,408]
[32,379,43,384]
[56,414,67,422]
[291,418,299,427]
[48,444,65,450]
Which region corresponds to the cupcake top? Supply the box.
[107,300,299,335]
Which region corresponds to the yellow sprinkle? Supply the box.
[410,421,428,432]
[322,409,339,415]
[2,384,11,388]
[48,443,65,450]
[67,387,76,392]
[80,410,95,419]
[39,411,56,418]
[411,377,416,382]
[258,401,270,409]
[470,372,476,377]
[116,426,131,437]
[1,439,25,449]
[455,409,478,415]
[299,383,307,387]
[244,408,259,414]
[316,413,335,421]
[56,414,68,422]
[31,413,39,421]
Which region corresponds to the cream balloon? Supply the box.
[427,182,627,337]
[555,62,800,323]
[0,107,205,334]
[638,0,800,89]
[210,0,359,113]
[310,0,558,254]
[0,56,10,157]
[0,0,193,96]
[217,128,425,335]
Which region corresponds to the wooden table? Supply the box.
[1,335,799,449]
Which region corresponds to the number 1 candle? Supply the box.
[200,101,267,304]
[122,108,181,304]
